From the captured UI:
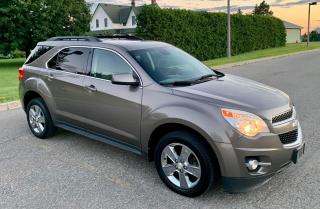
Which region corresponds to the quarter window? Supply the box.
[90,49,133,80]
[25,45,53,64]
[47,47,90,74]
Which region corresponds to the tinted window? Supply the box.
[90,49,132,80]
[25,45,53,64]
[48,47,90,74]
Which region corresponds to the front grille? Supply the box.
[272,109,293,124]
[279,129,298,144]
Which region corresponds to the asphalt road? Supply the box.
[1,51,320,209]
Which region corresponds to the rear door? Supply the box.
[45,47,91,126]
[82,48,142,148]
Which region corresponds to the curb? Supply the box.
[0,101,22,112]
[214,48,320,70]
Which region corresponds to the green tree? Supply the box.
[0,0,91,57]
[253,1,273,15]
[310,31,320,41]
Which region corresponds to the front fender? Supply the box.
[140,102,237,175]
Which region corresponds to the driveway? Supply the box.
[0,51,319,209]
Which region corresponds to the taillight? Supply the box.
[18,67,24,81]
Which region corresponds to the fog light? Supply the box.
[246,159,259,171]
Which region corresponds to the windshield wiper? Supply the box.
[160,72,224,86]
[198,73,216,80]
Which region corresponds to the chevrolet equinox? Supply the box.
[19,36,305,197]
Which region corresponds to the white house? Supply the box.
[90,0,157,33]
[283,20,303,44]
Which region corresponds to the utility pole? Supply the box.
[307,2,317,47]
[227,0,231,57]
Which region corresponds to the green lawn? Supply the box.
[204,42,320,67]
[0,58,25,103]
[0,42,320,103]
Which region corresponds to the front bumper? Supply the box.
[223,141,305,193]
[216,120,304,193]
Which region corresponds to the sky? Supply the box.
[87,0,320,33]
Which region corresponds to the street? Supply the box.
[0,51,319,209]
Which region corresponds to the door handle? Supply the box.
[85,85,97,92]
[46,73,54,81]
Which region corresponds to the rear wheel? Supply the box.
[154,130,217,197]
[26,98,56,139]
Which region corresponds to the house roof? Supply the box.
[283,20,303,29]
[97,4,143,24]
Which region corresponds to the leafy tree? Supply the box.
[310,31,320,41]
[237,8,243,15]
[137,6,285,61]
[253,1,273,15]
[0,0,91,57]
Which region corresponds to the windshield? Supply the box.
[129,46,216,85]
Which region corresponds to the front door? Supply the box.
[82,48,142,148]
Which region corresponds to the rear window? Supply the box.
[25,45,53,64]
[47,47,90,74]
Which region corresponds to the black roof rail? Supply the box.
[96,34,144,40]
[47,36,102,42]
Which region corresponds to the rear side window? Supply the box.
[48,47,90,74]
[90,49,133,80]
[25,45,53,64]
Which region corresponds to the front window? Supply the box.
[104,18,108,27]
[129,46,216,85]
[90,49,133,80]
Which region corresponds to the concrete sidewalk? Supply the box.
[0,101,21,112]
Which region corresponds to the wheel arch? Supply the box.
[23,91,43,111]
[148,122,221,176]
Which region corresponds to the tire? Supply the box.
[26,97,56,139]
[154,130,217,197]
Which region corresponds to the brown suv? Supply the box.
[19,36,305,197]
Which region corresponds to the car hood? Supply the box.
[172,74,291,118]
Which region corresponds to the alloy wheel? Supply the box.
[161,143,201,189]
[28,105,46,134]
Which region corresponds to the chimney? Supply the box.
[131,0,135,7]
[151,0,157,4]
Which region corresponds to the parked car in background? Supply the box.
[19,36,305,197]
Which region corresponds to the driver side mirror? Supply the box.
[111,73,140,86]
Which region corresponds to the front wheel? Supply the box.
[154,130,217,197]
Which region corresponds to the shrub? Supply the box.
[136,5,286,61]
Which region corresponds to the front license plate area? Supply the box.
[292,143,305,164]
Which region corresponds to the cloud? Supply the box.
[195,5,254,12]
[271,0,320,8]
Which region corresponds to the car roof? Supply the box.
[38,39,171,52]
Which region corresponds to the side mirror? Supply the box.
[111,73,140,86]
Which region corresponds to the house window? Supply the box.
[132,16,136,26]
[104,18,108,27]
[96,19,99,28]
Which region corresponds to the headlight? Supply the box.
[221,108,269,137]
